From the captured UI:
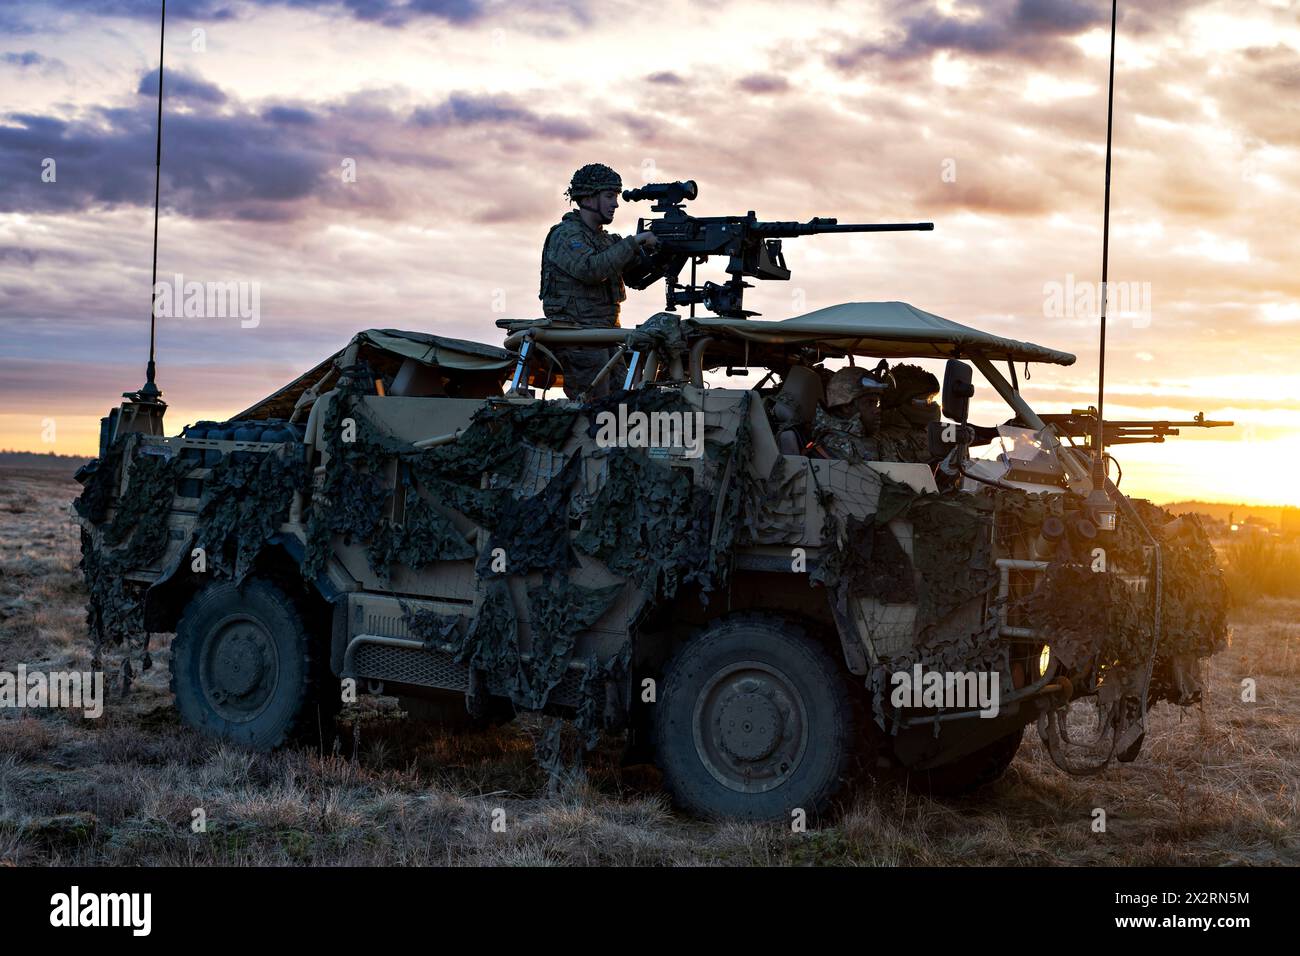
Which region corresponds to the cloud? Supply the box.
[0,0,566,30]
[830,0,1108,71]
[138,67,228,105]
[1208,43,1300,147]
[280,0,487,27]
[261,105,318,126]
[0,10,38,35]
[736,74,789,94]
[0,102,325,220]
[2,51,53,67]
[32,0,241,22]
[0,75,602,221]
[409,92,592,140]
[0,244,88,267]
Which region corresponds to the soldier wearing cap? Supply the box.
[539,163,660,399]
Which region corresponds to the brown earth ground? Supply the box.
[1,466,1296,866]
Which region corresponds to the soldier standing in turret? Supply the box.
[539,163,660,399]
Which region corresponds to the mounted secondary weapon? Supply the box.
[1040,409,1233,447]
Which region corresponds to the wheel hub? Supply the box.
[717,692,782,761]
[215,632,265,696]
[692,661,809,794]
[200,617,278,721]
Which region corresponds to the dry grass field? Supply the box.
[1,465,1296,866]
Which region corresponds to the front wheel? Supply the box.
[171,578,335,750]
[906,725,1025,796]
[653,614,858,821]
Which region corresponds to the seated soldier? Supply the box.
[810,366,889,460]
[877,364,941,464]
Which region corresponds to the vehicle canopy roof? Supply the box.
[502,302,1077,369]
[691,302,1076,366]
[231,304,1073,420]
[233,329,515,420]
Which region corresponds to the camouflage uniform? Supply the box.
[873,411,932,464]
[813,406,897,462]
[812,365,894,462]
[540,166,642,399]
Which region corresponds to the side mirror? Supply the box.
[942,359,975,423]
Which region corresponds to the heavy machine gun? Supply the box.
[1041,408,1234,446]
[621,180,932,318]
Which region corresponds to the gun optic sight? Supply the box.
[623,180,699,205]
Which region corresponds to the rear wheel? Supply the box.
[653,613,857,820]
[171,578,336,750]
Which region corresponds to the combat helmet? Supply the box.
[883,363,941,425]
[883,364,939,405]
[566,163,623,200]
[826,365,890,409]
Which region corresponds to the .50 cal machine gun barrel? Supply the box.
[749,218,934,237]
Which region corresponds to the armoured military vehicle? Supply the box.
[74,303,1229,820]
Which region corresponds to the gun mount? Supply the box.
[622,180,933,318]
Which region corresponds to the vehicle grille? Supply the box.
[353,642,469,691]
[350,640,585,707]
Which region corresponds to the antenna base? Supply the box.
[124,359,165,404]
[125,385,165,403]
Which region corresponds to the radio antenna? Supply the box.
[131,0,166,403]
[1093,0,1118,494]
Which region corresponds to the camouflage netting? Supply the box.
[810,471,1229,748]
[574,449,713,598]
[1002,489,1225,773]
[73,441,126,527]
[625,311,689,363]
[75,443,192,666]
[74,429,311,678]
[810,476,1009,733]
[455,577,520,707]
[1017,496,1229,708]
[366,485,476,585]
[523,578,625,711]
[302,372,402,582]
[72,366,761,764]
[478,454,582,579]
[574,389,753,600]
[881,480,998,629]
[574,642,633,749]
[1127,500,1229,699]
[194,448,309,582]
[400,601,464,651]
[309,379,756,750]
[405,576,626,715]
[302,375,589,584]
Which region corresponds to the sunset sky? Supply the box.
[2,0,1298,505]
